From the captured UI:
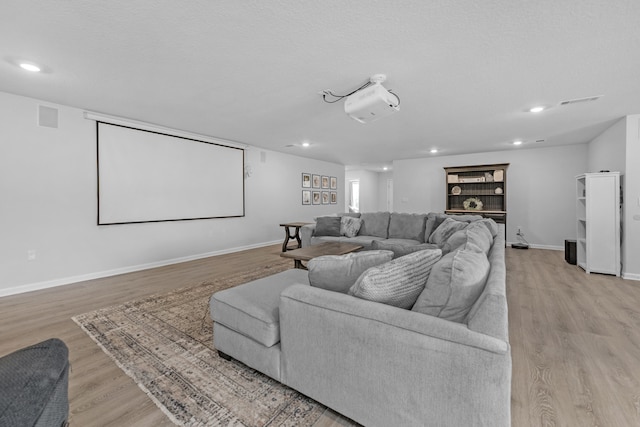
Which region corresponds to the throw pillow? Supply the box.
[348,249,442,309]
[308,250,394,293]
[425,213,483,240]
[371,240,440,259]
[477,218,499,237]
[464,222,494,254]
[412,249,490,323]
[341,216,363,238]
[440,229,468,255]
[428,218,469,245]
[315,216,341,237]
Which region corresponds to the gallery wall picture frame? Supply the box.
[302,173,311,188]
[321,176,329,189]
[330,191,337,204]
[330,176,337,189]
[302,190,311,205]
[312,174,321,188]
[312,191,321,204]
[322,191,330,204]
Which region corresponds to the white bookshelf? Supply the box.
[575,172,621,276]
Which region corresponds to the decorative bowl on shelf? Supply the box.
[494,187,503,194]
[451,186,461,195]
[463,197,483,211]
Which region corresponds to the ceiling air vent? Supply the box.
[559,95,603,106]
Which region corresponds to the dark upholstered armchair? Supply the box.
[0,338,70,427]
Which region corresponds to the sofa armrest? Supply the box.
[300,223,315,247]
[279,285,511,427]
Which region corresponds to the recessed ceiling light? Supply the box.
[383,166,388,171]
[529,106,545,113]
[513,140,523,146]
[19,63,41,72]
[301,142,310,147]
[430,149,438,154]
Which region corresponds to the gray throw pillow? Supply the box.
[477,218,499,237]
[425,213,483,240]
[428,218,469,244]
[341,216,362,238]
[441,229,468,255]
[412,249,490,323]
[464,222,494,254]
[308,250,394,293]
[371,240,440,259]
[315,216,341,236]
[348,249,443,309]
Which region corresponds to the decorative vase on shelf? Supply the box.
[463,197,483,211]
[494,187,503,194]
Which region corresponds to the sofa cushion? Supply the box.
[210,269,309,347]
[428,218,469,244]
[388,213,428,242]
[358,212,390,238]
[315,216,341,237]
[308,250,394,293]
[412,249,490,323]
[340,216,363,238]
[348,249,442,309]
[371,240,440,259]
[310,235,385,250]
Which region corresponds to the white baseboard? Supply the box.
[622,272,640,281]
[0,240,281,298]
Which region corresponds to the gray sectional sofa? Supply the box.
[210,214,511,426]
[301,211,484,252]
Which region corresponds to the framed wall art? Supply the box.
[302,190,311,205]
[330,191,337,204]
[321,176,329,189]
[312,191,321,204]
[302,173,311,188]
[330,176,337,189]
[312,174,321,188]
[322,191,330,204]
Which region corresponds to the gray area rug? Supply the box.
[72,260,328,426]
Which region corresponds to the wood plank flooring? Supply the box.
[1,244,639,426]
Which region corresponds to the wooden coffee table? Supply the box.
[280,242,363,269]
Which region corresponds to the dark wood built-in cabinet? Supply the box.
[444,163,509,224]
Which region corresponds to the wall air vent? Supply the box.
[559,95,603,106]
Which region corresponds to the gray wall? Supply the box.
[392,144,589,248]
[0,91,344,295]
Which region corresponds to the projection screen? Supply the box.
[97,122,245,225]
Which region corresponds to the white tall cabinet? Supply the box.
[576,172,621,276]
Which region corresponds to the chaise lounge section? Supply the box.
[210,218,511,426]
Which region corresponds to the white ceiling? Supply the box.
[2,0,640,170]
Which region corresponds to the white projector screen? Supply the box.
[97,122,245,225]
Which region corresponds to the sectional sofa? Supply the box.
[210,213,511,426]
[300,211,484,252]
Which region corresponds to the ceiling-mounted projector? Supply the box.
[344,75,400,124]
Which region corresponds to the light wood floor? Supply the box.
[1,244,639,426]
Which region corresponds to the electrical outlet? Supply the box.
[27,249,36,261]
